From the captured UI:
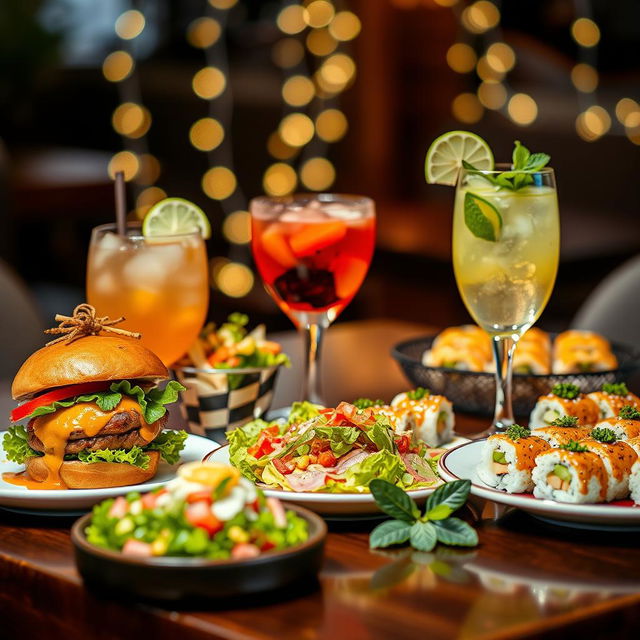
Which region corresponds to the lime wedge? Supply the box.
[425,131,494,186]
[464,192,502,242]
[142,198,211,239]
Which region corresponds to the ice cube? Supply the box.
[321,203,361,220]
[99,232,127,251]
[92,272,119,295]
[122,250,173,290]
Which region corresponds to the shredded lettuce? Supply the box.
[313,425,360,456]
[344,450,403,487]
[147,429,188,465]
[2,425,39,464]
[22,380,185,423]
[287,401,323,425]
[227,419,281,479]
[77,446,150,469]
[362,419,395,452]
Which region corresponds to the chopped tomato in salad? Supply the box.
[227,401,444,494]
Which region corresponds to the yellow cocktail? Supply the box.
[453,176,559,337]
[87,224,209,366]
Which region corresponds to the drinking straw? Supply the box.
[114,171,127,237]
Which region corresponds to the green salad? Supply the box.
[85,462,308,559]
[227,401,444,494]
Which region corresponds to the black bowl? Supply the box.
[392,334,640,417]
[71,503,326,602]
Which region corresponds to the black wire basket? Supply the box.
[392,335,640,417]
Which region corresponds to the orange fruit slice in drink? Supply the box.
[289,221,347,257]
[333,256,369,299]
[261,225,298,269]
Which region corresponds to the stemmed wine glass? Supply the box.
[452,165,560,434]
[250,193,376,404]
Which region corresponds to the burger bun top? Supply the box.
[12,335,168,400]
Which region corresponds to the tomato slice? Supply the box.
[11,381,112,423]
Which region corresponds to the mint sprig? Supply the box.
[369,479,478,552]
[463,140,550,192]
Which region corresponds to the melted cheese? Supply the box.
[3,397,150,490]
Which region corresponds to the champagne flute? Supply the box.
[452,165,560,433]
[250,194,375,404]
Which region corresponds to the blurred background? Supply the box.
[2,0,640,341]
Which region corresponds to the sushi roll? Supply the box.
[534,416,592,447]
[532,441,609,504]
[423,325,491,372]
[529,384,600,429]
[553,330,617,374]
[580,427,638,501]
[512,342,551,375]
[591,408,640,441]
[391,388,455,447]
[587,383,640,420]
[521,327,551,351]
[477,425,550,493]
[626,437,640,504]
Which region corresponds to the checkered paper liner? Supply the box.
[174,365,280,444]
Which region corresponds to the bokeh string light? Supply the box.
[104,6,164,218]
[437,1,637,145]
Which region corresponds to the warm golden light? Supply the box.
[210,256,230,284]
[108,151,139,181]
[102,51,134,83]
[486,42,515,73]
[277,5,306,34]
[626,127,640,146]
[462,1,500,34]
[315,108,348,142]
[135,187,167,219]
[202,166,236,200]
[282,75,316,107]
[615,98,640,127]
[329,11,361,41]
[306,28,338,56]
[187,17,222,49]
[208,0,238,8]
[112,103,151,138]
[507,93,537,125]
[571,63,598,93]
[272,38,305,68]
[446,43,477,74]
[115,10,145,40]
[476,55,504,82]
[192,67,226,100]
[222,210,251,244]
[304,1,335,28]
[477,82,507,110]
[300,157,335,191]
[189,118,225,151]
[571,18,600,48]
[263,163,297,196]
[279,112,315,147]
[267,132,299,160]
[576,105,610,141]
[451,93,483,124]
[433,0,459,6]
[317,53,356,92]
[136,154,161,185]
[217,262,254,298]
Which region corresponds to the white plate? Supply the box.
[205,436,469,516]
[0,433,214,512]
[438,439,640,529]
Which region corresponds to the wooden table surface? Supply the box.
[2,320,639,640]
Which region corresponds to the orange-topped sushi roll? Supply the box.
[390,388,454,447]
[581,427,638,501]
[529,383,600,429]
[553,330,617,374]
[587,383,640,419]
[477,425,550,493]
[593,405,640,440]
[512,341,551,375]
[423,325,491,372]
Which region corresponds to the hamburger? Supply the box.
[4,334,187,490]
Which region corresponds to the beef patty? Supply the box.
[27,410,168,454]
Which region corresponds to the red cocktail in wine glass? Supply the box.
[250,193,375,404]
